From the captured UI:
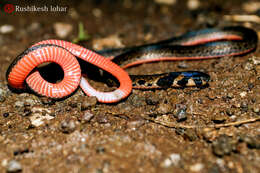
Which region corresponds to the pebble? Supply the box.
[60,119,76,133]
[128,94,146,107]
[177,62,189,69]
[0,88,7,102]
[156,103,172,114]
[145,95,159,105]
[226,93,234,99]
[40,97,55,105]
[212,112,226,123]
[244,62,254,71]
[252,104,260,113]
[251,56,260,65]
[29,106,54,127]
[6,160,22,173]
[79,110,94,123]
[0,95,5,102]
[81,96,97,110]
[0,25,14,34]
[174,104,187,122]
[68,8,79,19]
[183,129,198,141]
[127,119,146,130]
[240,135,260,149]
[212,135,235,156]
[187,0,200,10]
[92,35,124,50]
[239,91,247,98]
[14,101,24,108]
[161,153,181,168]
[53,22,73,39]
[248,83,254,90]
[96,146,106,154]
[96,115,109,124]
[27,22,41,33]
[3,112,9,118]
[240,101,248,112]
[189,163,204,172]
[92,8,102,18]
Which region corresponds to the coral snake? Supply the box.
[6,26,258,103]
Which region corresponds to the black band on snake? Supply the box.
[96,26,258,88]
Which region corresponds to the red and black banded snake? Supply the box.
[6,26,258,103]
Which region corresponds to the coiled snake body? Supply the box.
[6,26,258,103]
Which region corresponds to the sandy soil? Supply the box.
[0,0,259,172]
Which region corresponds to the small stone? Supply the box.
[0,95,5,102]
[251,56,260,65]
[128,94,146,107]
[157,103,172,114]
[6,160,22,173]
[207,90,216,100]
[0,25,14,34]
[27,22,41,33]
[160,153,181,168]
[178,62,189,69]
[53,22,73,39]
[174,104,187,122]
[248,83,254,90]
[212,113,227,123]
[3,112,9,118]
[92,35,124,50]
[183,129,198,141]
[244,62,254,71]
[68,8,79,19]
[202,128,218,142]
[81,96,97,110]
[190,163,204,172]
[96,146,106,154]
[79,111,94,123]
[0,88,7,102]
[145,95,159,105]
[60,120,76,133]
[226,93,234,99]
[252,104,260,113]
[241,135,260,149]
[212,135,235,156]
[40,97,55,105]
[239,92,247,98]
[92,8,102,18]
[29,106,54,127]
[29,113,54,127]
[226,108,235,116]
[25,98,38,106]
[14,101,24,108]
[127,119,146,130]
[187,0,200,10]
[96,115,109,124]
[240,101,248,112]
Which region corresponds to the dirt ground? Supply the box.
[0,0,260,172]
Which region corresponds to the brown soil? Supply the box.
[0,0,259,173]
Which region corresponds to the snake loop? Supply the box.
[6,26,258,103]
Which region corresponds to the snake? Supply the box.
[6,26,258,103]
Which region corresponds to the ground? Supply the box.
[0,0,259,173]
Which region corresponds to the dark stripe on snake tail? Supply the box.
[130,71,210,88]
[98,26,257,89]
